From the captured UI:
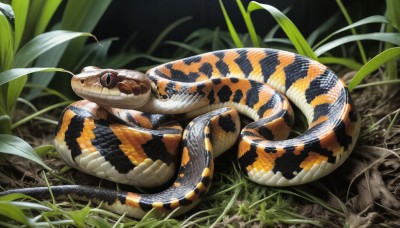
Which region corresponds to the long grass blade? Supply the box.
[11,0,28,52]
[0,134,51,170]
[0,3,14,71]
[14,30,94,68]
[318,57,363,70]
[219,0,243,48]
[247,2,318,60]
[0,67,70,86]
[59,0,111,70]
[313,15,390,49]
[34,0,62,35]
[314,33,400,56]
[385,0,400,80]
[348,47,400,91]
[236,0,259,47]
[336,0,367,63]
[146,16,192,55]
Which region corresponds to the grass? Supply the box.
[1,0,400,226]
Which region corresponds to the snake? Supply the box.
[1,48,361,218]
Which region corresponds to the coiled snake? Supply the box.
[1,48,361,218]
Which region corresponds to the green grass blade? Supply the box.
[336,0,367,63]
[0,4,14,71]
[11,100,71,129]
[385,0,400,80]
[14,30,94,68]
[247,2,318,60]
[0,134,51,170]
[318,57,363,70]
[11,0,28,52]
[348,47,400,91]
[219,0,243,48]
[164,41,204,54]
[27,42,69,100]
[353,79,400,90]
[313,15,390,49]
[0,201,30,225]
[236,0,259,47]
[307,13,339,46]
[6,75,27,114]
[146,16,192,55]
[59,0,111,70]
[0,67,70,86]
[314,32,400,56]
[33,0,62,35]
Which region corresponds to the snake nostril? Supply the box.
[80,79,86,84]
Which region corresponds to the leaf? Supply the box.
[0,134,51,170]
[348,47,400,91]
[11,0,29,52]
[236,0,260,47]
[313,15,390,49]
[0,67,70,86]
[307,13,339,46]
[59,0,112,70]
[34,0,62,35]
[68,203,91,228]
[0,201,30,225]
[247,2,318,60]
[0,4,14,71]
[27,42,69,100]
[318,57,363,70]
[219,0,243,48]
[314,33,400,56]
[14,30,95,68]
[0,2,14,28]
[146,16,192,55]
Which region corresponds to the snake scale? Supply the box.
[1,48,361,218]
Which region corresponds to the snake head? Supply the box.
[71,66,152,109]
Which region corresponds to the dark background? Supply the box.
[89,0,385,52]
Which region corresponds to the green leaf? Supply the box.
[348,47,400,91]
[219,0,243,48]
[307,13,339,46]
[34,0,62,35]
[314,33,400,56]
[247,2,318,60]
[60,0,112,70]
[0,67,70,86]
[336,0,367,63]
[14,30,94,68]
[146,16,192,55]
[68,203,91,228]
[318,57,363,70]
[0,2,14,28]
[27,42,69,100]
[0,4,14,71]
[236,0,259,47]
[0,201,30,225]
[11,0,29,52]
[313,15,390,49]
[6,75,27,114]
[0,134,51,170]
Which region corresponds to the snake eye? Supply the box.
[100,72,118,88]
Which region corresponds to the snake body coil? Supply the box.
[1,48,360,218]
